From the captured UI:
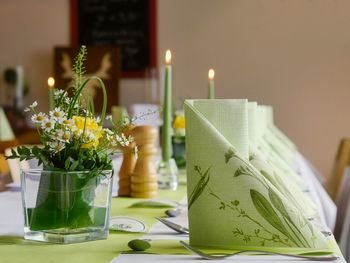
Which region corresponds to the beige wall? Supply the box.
[0,0,70,110]
[1,0,350,177]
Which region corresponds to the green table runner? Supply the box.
[0,185,187,263]
[0,177,343,262]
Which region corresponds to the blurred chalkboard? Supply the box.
[70,0,157,78]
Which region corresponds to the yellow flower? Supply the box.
[73,116,99,131]
[173,115,185,130]
[73,116,104,148]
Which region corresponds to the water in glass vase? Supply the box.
[21,169,113,244]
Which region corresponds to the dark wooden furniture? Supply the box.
[326,138,350,201]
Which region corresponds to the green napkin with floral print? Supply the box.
[264,105,297,152]
[254,106,307,190]
[247,103,319,220]
[258,105,297,168]
[184,99,329,250]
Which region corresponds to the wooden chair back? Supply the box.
[329,138,350,241]
[326,138,350,201]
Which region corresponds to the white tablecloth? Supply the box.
[0,187,23,237]
[294,153,337,231]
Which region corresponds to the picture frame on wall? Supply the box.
[54,46,121,111]
[69,0,157,78]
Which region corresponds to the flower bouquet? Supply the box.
[172,112,186,168]
[7,46,132,243]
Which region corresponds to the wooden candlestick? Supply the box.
[130,126,158,198]
[118,125,136,197]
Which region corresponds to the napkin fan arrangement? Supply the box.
[184,99,331,251]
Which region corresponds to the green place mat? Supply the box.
[0,184,187,263]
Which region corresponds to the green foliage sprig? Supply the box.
[72,45,87,89]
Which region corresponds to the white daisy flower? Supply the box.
[41,118,55,132]
[106,115,113,122]
[49,107,66,123]
[64,97,71,104]
[104,128,113,135]
[95,116,101,123]
[76,129,84,136]
[29,101,38,108]
[62,118,74,127]
[54,89,65,97]
[31,112,46,124]
[127,135,134,143]
[85,131,96,141]
[54,129,64,139]
[115,134,122,143]
[49,141,65,153]
[61,119,78,132]
[110,139,117,146]
[70,125,78,132]
[103,128,113,141]
[56,130,71,142]
[116,133,129,147]
[24,107,31,112]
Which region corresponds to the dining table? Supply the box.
[0,155,345,263]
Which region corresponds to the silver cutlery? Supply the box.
[180,241,339,261]
[155,217,189,234]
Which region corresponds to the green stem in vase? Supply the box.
[67,76,107,125]
[29,170,106,231]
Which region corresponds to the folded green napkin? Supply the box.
[258,106,297,167]
[250,105,306,191]
[247,103,317,218]
[264,105,297,152]
[249,145,319,220]
[184,99,328,250]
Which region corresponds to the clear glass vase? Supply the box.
[157,158,178,190]
[21,169,113,244]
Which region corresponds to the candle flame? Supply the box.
[48,77,55,88]
[165,50,172,64]
[208,69,215,80]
